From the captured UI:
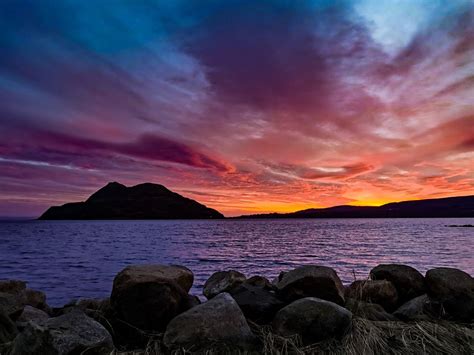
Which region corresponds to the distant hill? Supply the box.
[39,182,224,220]
[238,195,474,218]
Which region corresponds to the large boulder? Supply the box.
[273,297,352,344]
[276,265,345,305]
[345,280,398,311]
[370,264,425,304]
[344,298,397,321]
[203,270,246,299]
[229,283,285,323]
[111,264,194,332]
[163,293,258,352]
[10,309,113,355]
[425,267,474,321]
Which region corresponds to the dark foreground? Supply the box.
[1,264,473,354]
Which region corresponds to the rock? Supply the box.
[183,294,201,309]
[111,264,194,332]
[0,309,17,344]
[276,265,345,305]
[393,294,433,321]
[17,305,49,324]
[163,293,258,352]
[114,264,194,292]
[273,297,352,344]
[345,280,398,311]
[203,270,246,299]
[0,280,50,314]
[344,298,397,321]
[0,280,27,320]
[50,298,110,319]
[425,267,474,321]
[370,264,425,304]
[76,298,110,311]
[245,276,275,290]
[10,309,113,355]
[272,271,287,286]
[229,283,285,323]
[0,292,24,320]
[24,289,49,313]
[0,280,26,295]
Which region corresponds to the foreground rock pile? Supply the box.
[0,264,473,354]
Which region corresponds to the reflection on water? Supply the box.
[0,218,472,305]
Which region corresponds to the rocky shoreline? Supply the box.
[1,264,473,354]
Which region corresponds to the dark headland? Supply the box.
[39,182,224,220]
[239,195,474,218]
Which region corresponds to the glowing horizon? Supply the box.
[1,1,473,217]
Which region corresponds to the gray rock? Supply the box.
[163,293,258,351]
[393,294,432,321]
[17,305,49,324]
[229,283,285,323]
[345,280,398,311]
[203,270,246,299]
[273,297,352,344]
[276,265,345,305]
[10,308,113,355]
[345,298,397,321]
[370,264,425,304]
[425,267,474,321]
[111,264,194,331]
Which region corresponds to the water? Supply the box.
[0,218,473,306]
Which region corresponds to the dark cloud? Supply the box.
[1,128,232,173]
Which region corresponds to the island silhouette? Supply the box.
[39,182,223,220]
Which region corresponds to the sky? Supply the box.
[0,0,473,217]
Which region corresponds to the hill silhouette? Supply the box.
[39,182,224,220]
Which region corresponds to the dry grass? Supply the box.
[114,318,473,355]
[254,319,474,355]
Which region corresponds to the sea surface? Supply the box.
[0,218,473,306]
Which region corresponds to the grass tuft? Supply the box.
[115,318,473,354]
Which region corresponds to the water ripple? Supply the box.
[0,218,473,305]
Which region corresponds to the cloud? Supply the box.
[1,128,233,173]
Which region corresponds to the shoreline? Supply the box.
[1,263,473,354]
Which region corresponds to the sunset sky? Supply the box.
[0,0,473,217]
